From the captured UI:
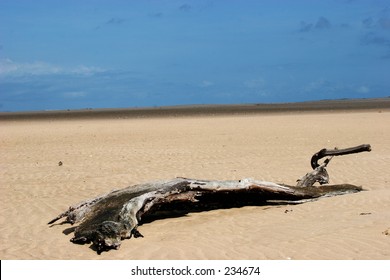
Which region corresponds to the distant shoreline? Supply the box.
[1,97,389,121]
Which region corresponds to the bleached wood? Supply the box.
[49,145,370,254]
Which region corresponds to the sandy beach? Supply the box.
[1,99,390,260]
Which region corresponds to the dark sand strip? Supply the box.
[1,98,389,121]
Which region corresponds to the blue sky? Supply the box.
[0,0,389,112]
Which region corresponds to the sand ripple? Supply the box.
[1,111,390,259]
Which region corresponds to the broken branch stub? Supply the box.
[49,145,371,254]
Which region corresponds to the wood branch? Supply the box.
[49,181,362,254]
[49,144,371,254]
[310,144,371,169]
[297,144,371,188]
[296,159,331,187]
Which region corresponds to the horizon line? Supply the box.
[1,97,389,121]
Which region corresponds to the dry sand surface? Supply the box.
[1,104,390,259]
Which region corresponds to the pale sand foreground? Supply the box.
[1,110,390,259]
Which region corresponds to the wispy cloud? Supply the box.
[361,32,390,47]
[362,7,390,30]
[315,17,331,29]
[149,12,163,18]
[299,21,313,32]
[362,17,376,29]
[0,59,105,77]
[378,17,390,30]
[359,8,390,58]
[63,91,88,98]
[299,16,332,32]
[356,85,370,94]
[363,16,390,30]
[179,4,192,12]
[0,59,61,76]
[243,78,266,89]
[70,65,105,76]
[106,17,125,25]
[301,80,376,99]
[199,80,214,88]
[302,78,330,93]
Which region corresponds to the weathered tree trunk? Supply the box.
[49,144,371,254]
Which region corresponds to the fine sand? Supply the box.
[1,101,390,259]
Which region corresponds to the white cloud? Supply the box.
[0,58,61,76]
[303,78,328,92]
[63,91,87,98]
[0,58,105,77]
[244,78,266,89]
[199,80,214,88]
[70,65,105,76]
[356,85,370,93]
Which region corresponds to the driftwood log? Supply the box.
[49,144,371,254]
